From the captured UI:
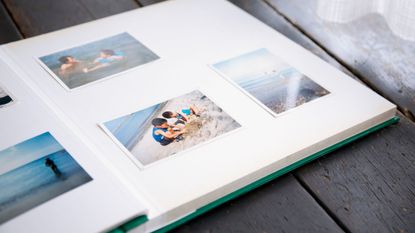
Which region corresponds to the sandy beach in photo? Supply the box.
[131,91,240,165]
[104,90,240,166]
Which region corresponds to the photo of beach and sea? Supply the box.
[0,132,92,224]
[213,48,330,115]
[39,32,159,89]
[103,90,241,166]
[0,85,13,108]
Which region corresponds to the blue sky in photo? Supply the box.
[0,133,63,175]
[213,48,291,84]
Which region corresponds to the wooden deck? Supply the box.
[1,0,414,232]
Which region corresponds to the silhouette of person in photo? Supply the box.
[45,158,62,177]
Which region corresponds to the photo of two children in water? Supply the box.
[39,32,159,90]
[102,90,241,166]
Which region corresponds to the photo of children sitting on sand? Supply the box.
[213,48,330,116]
[0,85,13,108]
[39,32,159,89]
[0,132,92,224]
[102,90,241,166]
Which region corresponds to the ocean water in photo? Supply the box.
[0,150,92,224]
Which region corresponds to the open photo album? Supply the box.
[0,0,397,232]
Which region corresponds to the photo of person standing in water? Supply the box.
[45,157,62,177]
[0,132,92,224]
[102,90,241,166]
[39,32,159,90]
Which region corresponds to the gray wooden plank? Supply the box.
[0,1,22,44]
[266,0,415,121]
[3,0,139,37]
[172,174,345,233]
[77,0,139,19]
[295,115,415,233]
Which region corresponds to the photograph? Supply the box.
[102,90,241,166]
[0,132,92,224]
[0,85,13,108]
[212,48,330,115]
[39,32,159,89]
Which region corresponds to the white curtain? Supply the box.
[317,0,415,41]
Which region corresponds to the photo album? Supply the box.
[0,0,397,232]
